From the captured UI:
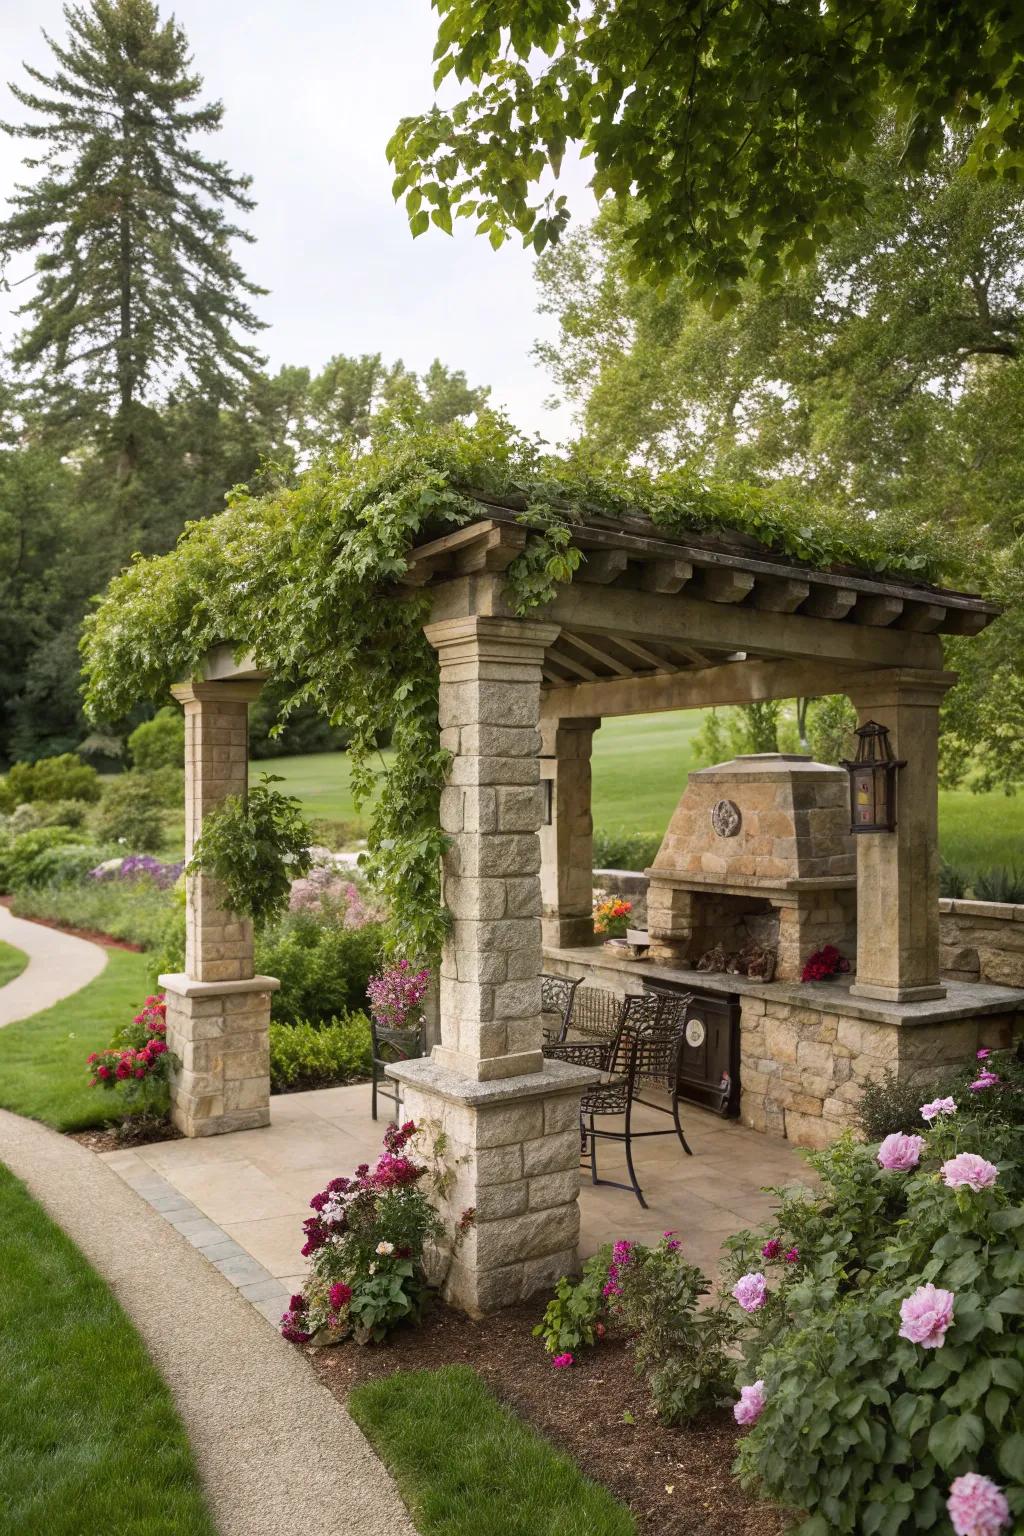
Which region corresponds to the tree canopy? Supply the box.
[389,1,1024,296]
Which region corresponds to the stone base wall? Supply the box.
[393,1060,590,1316]
[161,974,277,1137]
[741,994,1020,1149]
[940,899,1024,988]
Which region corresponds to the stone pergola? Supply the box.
[161,502,1021,1313]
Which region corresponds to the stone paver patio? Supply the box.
[101,1083,812,1318]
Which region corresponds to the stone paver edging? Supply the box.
[0,903,108,1027]
[0,1110,416,1536]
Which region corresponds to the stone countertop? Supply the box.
[544,943,1024,1027]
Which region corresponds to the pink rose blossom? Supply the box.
[733,1380,766,1427]
[877,1132,926,1171]
[947,1473,1011,1536]
[552,1352,574,1369]
[732,1272,768,1312]
[969,1072,1000,1092]
[898,1282,955,1348]
[920,1096,957,1122]
[942,1153,999,1192]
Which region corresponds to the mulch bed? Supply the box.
[0,897,144,952]
[68,1119,183,1153]
[312,1301,789,1536]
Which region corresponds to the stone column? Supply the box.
[539,716,601,948]
[159,679,279,1137]
[388,615,597,1316]
[846,669,955,1003]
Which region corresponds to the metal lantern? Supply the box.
[841,720,906,834]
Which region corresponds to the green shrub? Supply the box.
[939,858,969,899]
[257,907,384,1023]
[857,1069,955,1141]
[34,799,90,830]
[534,1245,612,1356]
[592,829,661,871]
[728,1113,1024,1535]
[128,707,184,771]
[0,804,41,837]
[3,753,101,806]
[142,765,185,808]
[94,774,165,852]
[269,1013,372,1091]
[12,876,175,949]
[0,827,77,892]
[973,865,1024,903]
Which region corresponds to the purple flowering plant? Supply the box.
[366,959,430,1030]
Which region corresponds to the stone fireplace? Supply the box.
[645,754,857,981]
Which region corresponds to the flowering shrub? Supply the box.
[366,959,430,1030]
[281,1121,458,1345]
[533,1245,613,1357]
[800,943,851,982]
[86,994,177,1115]
[727,1108,1024,1534]
[90,853,183,888]
[593,894,632,937]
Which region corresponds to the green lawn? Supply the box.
[0,1162,216,1536]
[0,947,150,1131]
[0,938,28,989]
[262,714,1023,873]
[350,1364,635,1536]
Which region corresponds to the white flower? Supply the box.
[376,1240,395,1256]
[368,1262,376,1274]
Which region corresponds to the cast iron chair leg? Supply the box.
[371,1066,378,1122]
[672,1092,694,1156]
[623,1124,647,1209]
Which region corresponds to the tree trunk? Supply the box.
[116,117,135,481]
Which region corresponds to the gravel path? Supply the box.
[0,903,108,1027]
[0,1109,417,1536]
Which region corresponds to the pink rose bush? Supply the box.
[877,1131,925,1170]
[731,1272,768,1312]
[733,1381,766,1427]
[947,1474,1011,1536]
[85,993,177,1115]
[282,1120,465,1345]
[920,1096,957,1122]
[898,1282,955,1348]
[941,1152,999,1192]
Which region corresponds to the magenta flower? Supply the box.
[784,1247,799,1264]
[761,1238,781,1260]
[328,1282,352,1310]
[920,1096,957,1122]
[602,1280,621,1299]
[976,1048,992,1060]
[898,1282,955,1348]
[289,1293,306,1312]
[969,1072,1001,1092]
[732,1272,768,1312]
[877,1132,926,1171]
[733,1380,766,1427]
[662,1229,681,1252]
[552,1352,574,1369]
[947,1473,1011,1536]
[612,1239,634,1266]
[942,1153,999,1192]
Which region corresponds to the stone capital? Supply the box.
[171,679,264,707]
[844,667,957,711]
[424,615,561,668]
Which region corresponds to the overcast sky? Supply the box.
[0,0,596,439]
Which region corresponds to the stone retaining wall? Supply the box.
[939,898,1024,988]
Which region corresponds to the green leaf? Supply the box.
[999,1432,1024,1482]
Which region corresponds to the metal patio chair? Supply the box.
[543,991,693,1207]
[540,972,583,1045]
[370,1018,425,1123]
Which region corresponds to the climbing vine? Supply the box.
[81,413,959,963]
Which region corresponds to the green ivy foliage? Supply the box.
[81,414,957,961]
[186,776,313,929]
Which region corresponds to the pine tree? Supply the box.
[0,0,265,471]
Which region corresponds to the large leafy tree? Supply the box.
[0,0,265,471]
[389,2,1024,296]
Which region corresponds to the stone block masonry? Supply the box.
[940,898,1024,988]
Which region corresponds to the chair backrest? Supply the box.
[370,1019,424,1065]
[618,992,691,1094]
[606,992,663,1076]
[539,973,583,1044]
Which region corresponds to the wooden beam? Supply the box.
[942,608,990,636]
[545,645,599,682]
[454,524,527,574]
[200,643,269,683]
[752,577,811,614]
[700,568,756,604]
[578,549,629,585]
[640,558,693,594]
[541,657,872,719]
[559,632,633,677]
[802,586,858,620]
[541,583,945,670]
[856,595,904,627]
[899,602,947,633]
[611,636,677,673]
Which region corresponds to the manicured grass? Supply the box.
[0,1162,216,1536]
[349,1364,636,1536]
[0,938,28,989]
[265,718,1024,873]
[0,947,150,1131]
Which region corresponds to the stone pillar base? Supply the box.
[160,972,280,1137]
[387,1055,597,1316]
[850,981,947,1003]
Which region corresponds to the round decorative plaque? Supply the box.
[685,1016,707,1049]
[711,799,741,837]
